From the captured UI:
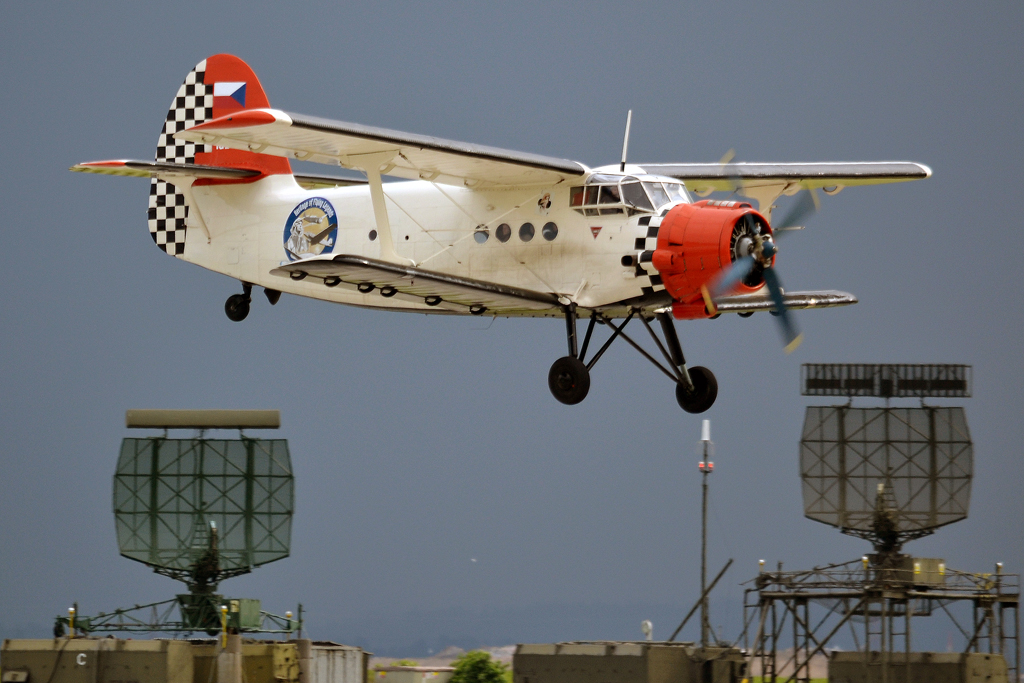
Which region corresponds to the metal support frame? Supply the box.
[559,307,695,389]
[53,597,303,636]
[742,559,1020,683]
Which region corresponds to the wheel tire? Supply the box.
[675,366,718,413]
[225,294,250,322]
[548,356,591,405]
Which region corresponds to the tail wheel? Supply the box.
[225,293,250,322]
[676,366,718,413]
[548,356,591,405]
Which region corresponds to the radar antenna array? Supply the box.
[55,410,300,637]
[800,404,972,552]
[114,434,294,592]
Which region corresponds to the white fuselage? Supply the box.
[182,174,661,315]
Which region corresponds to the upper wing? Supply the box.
[639,162,931,194]
[272,254,561,315]
[174,109,588,188]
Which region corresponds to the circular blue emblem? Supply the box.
[283,197,338,261]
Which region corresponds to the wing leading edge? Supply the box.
[640,161,931,194]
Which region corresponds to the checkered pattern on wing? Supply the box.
[147,60,213,257]
[632,216,665,295]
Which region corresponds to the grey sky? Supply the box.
[1,1,1021,654]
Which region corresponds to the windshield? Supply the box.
[643,182,671,210]
[568,174,690,216]
[664,182,689,203]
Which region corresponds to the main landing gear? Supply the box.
[548,305,718,413]
[224,283,281,322]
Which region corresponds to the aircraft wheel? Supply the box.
[676,366,718,413]
[225,293,250,322]
[548,356,591,405]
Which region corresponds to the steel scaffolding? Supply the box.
[741,559,1019,683]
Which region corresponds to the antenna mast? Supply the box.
[619,110,633,172]
[698,419,713,648]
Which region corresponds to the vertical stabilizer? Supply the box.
[149,54,292,256]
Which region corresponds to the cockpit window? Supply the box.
[599,185,621,204]
[643,182,671,209]
[621,182,654,211]
[569,174,690,217]
[664,182,688,203]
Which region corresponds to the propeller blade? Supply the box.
[772,188,820,234]
[762,267,803,353]
[718,149,743,195]
[711,255,756,298]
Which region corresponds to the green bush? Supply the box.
[449,651,509,683]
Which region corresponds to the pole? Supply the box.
[698,419,713,648]
[701,449,709,646]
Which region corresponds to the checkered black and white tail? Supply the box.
[148,60,214,257]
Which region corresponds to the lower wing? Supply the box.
[272,254,561,316]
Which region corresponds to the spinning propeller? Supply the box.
[709,189,820,353]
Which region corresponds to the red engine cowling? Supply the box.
[645,200,773,319]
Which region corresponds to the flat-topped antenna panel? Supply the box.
[800,406,972,539]
[113,437,294,574]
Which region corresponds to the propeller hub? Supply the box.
[734,235,755,259]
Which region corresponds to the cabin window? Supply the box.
[474,228,489,243]
[496,223,511,242]
[542,222,558,241]
[519,222,535,242]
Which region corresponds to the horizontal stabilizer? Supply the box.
[713,290,858,313]
[71,159,260,179]
[69,160,367,190]
[272,254,560,315]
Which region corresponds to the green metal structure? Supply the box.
[54,414,299,637]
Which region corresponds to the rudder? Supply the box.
[149,54,292,256]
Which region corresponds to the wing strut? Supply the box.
[349,151,414,266]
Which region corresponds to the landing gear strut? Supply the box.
[224,283,252,322]
[548,304,591,405]
[547,305,718,413]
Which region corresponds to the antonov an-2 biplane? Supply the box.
[73,54,930,413]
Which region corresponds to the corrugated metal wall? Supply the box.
[310,644,365,683]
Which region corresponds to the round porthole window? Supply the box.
[519,222,535,242]
[542,222,558,241]
[496,223,511,243]
[474,228,489,244]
